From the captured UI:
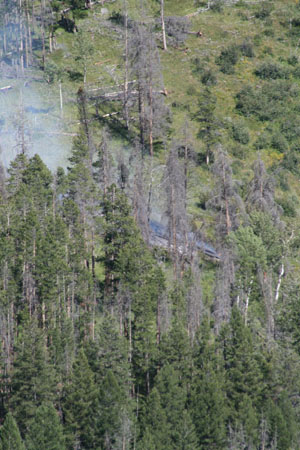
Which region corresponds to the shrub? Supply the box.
[201,69,217,85]
[192,57,203,75]
[232,122,250,144]
[280,117,300,142]
[255,2,273,19]
[255,61,289,80]
[277,197,297,217]
[236,81,294,121]
[271,133,289,152]
[231,144,246,159]
[293,65,300,78]
[282,151,300,175]
[240,40,255,58]
[211,0,224,12]
[288,55,298,66]
[254,133,270,149]
[216,45,240,74]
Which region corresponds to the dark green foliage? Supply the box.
[63,348,97,449]
[138,388,171,450]
[216,45,240,74]
[10,323,56,434]
[201,69,217,85]
[255,2,273,19]
[255,61,289,79]
[0,413,25,450]
[239,40,255,58]
[231,122,250,144]
[2,2,300,449]
[277,196,297,217]
[220,308,268,444]
[236,81,297,121]
[191,321,227,449]
[254,132,270,149]
[264,395,297,450]
[96,370,131,448]
[271,132,289,152]
[25,403,66,450]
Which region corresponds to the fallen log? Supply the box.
[0,86,12,92]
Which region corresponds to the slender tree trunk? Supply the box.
[148,78,154,157]
[161,0,167,51]
[59,81,63,118]
[40,0,46,70]
[123,0,129,128]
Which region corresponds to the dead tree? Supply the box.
[129,22,169,156]
[207,144,245,238]
[164,143,188,275]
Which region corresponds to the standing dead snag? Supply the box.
[128,22,169,156]
[164,143,188,276]
[208,145,244,238]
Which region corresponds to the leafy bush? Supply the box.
[210,0,224,12]
[231,144,246,159]
[216,45,240,74]
[255,62,289,80]
[287,55,298,66]
[263,27,274,36]
[255,2,273,19]
[282,151,300,175]
[236,81,297,121]
[232,122,250,144]
[293,65,300,78]
[201,69,217,85]
[240,40,255,58]
[277,197,297,217]
[254,133,270,149]
[192,57,203,75]
[280,117,300,142]
[271,133,289,152]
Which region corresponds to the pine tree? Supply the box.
[138,388,171,450]
[63,348,97,449]
[96,370,129,449]
[0,412,25,450]
[191,319,227,449]
[154,364,196,448]
[9,322,56,434]
[25,403,66,450]
[220,308,266,443]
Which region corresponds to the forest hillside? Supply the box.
[0,0,300,448]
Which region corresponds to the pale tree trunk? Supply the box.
[59,81,63,118]
[123,0,129,128]
[161,0,167,51]
[19,0,24,74]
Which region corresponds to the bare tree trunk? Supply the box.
[138,85,145,153]
[40,0,46,70]
[19,0,25,75]
[148,78,154,157]
[161,0,167,51]
[275,263,284,302]
[123,0,129,128]
[59,81,63,118]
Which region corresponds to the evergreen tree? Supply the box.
[138,388,171,450]
[220,308,266,445]
[96,370,129,449]
[10,322,56,434]
[0,413,24,450]
[63,348,97,449]
[25,403,65,450]
[154,364,196,448]
[191,319,227,449]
